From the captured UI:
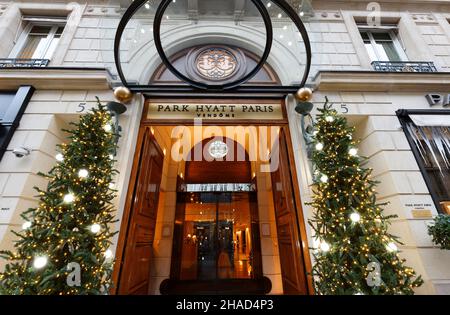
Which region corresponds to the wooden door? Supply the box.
[270,129,308,295]
[117,127,164,294]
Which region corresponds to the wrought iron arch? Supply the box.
[114,0,312,96]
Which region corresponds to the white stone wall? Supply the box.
[416,13,450,72]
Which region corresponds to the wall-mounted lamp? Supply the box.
[106,101,127,156]
[294,88,315,157]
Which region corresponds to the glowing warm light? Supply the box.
[63,193,75,203]
[104,249,113,259]
[320,174,329,183]
[22,221,32,230]
[315,143,324,151]
[325,116,334,122]
[349,148,358,156]
[103,124,112,132]
[90,223,101,234]
[78,169,89,179]
[320,241,330,252]
[33,255,48,269]
[350,212,361,223]
[55,153,64,162]
[386,242,398,252]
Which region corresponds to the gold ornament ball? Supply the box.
[295,87,313,102]
[114,86,133,104]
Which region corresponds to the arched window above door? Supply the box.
[151,45,281,86]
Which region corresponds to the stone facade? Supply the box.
[0,0,449,294]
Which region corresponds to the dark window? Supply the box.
[398,111,450,214]
[0,86,35,161]
[0,92,16,121]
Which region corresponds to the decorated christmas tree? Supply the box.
[308,100,423,295]
[0,100,118,295]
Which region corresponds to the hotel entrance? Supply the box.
[112,97,312,295]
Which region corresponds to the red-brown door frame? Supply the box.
[111,98,313,294]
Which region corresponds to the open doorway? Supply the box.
[113,122,311,295]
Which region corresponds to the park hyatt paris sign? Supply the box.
[147,103,284,120]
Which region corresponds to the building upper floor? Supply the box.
[0,0,449,85]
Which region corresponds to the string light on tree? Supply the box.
[315,143,324,151]
[325,115,334,122]
[349,148,358,156]
[33,255,48,269]
[63,193,75,204]
[319,241,330,252]
[350,212,361,223]
[104,249,113,260]
[22,221,32,230]
[55,153,64,162]
[103,124,112,133]
[78,169,89,179]
[90,223,101,234]
[386,242,398,252]
[320,174,329,183]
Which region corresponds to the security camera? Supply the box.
[12,146,31,158]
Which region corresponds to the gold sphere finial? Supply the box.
[113,86,133,104]
[294,87,313,102]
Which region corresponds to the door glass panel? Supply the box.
[179,192,254,280]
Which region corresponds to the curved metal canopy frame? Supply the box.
[113,0,312,96]
[153,0,272,90]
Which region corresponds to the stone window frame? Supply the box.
[342,10,438,70]
[0,2,85,66]
[358,26,408,63]
[8,17,67,60]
